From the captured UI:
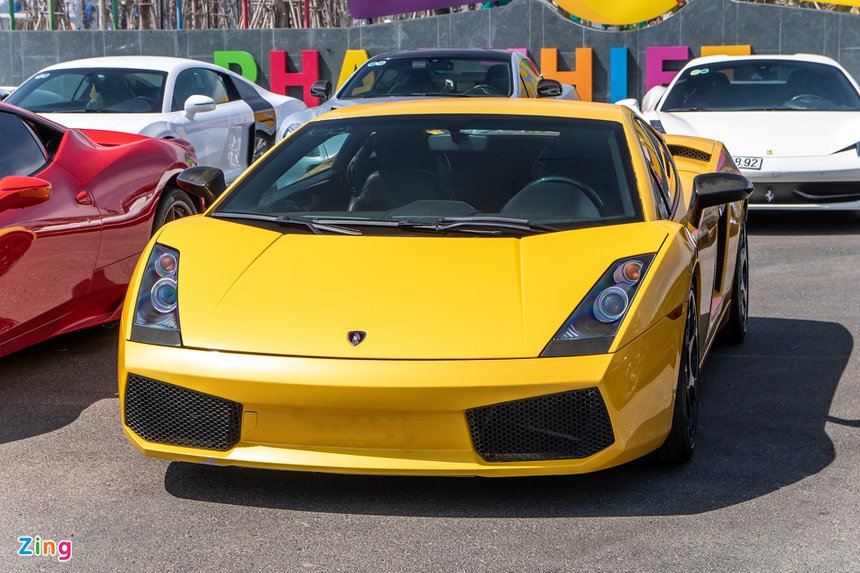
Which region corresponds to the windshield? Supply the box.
[214,115,642,235]
[661,60,860,112]
[7,68,167,113]
[339,57,513,98]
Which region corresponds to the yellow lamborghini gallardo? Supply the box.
[119,99,751,476]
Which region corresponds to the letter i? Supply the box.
[34,536,40,555]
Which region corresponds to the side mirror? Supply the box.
[641,85,668,112]
[690,172,753,222]
[176,166,226,208]
[0,176,52,211]
[310,80,332,101]
[536,78,563,98]
[616,98,641,113]
[184,95,217,119]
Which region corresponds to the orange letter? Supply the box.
[540,48,593,102]
[700,45,752,57]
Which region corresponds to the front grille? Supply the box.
[124,374,241,451]
[669,145,712,162]
[466,388,614,462]
[752,182,860,204]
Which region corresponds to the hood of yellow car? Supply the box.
[156,217,668,359]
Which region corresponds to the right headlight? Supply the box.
[541,254,655,357]
[130,244,182,347]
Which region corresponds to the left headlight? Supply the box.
[130,244,182,347]
[541,254,655,357]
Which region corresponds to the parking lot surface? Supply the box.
[1,212,858,572]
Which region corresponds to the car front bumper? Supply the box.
[743,153,860,210]
[119,316,681,477]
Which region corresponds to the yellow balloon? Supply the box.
[555,0,682,26]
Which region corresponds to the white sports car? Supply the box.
[635,54,860,210]
[6,56,305,183]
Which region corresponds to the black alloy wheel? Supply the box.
[251,133,270,164]
[152,188,197,234]
[655,290,700,463]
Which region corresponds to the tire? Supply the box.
[152,188,196,235]
[720,223,749,345]
[655,290,700,464]
[251,132,271,164]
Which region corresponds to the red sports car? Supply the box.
[0,102,199,359]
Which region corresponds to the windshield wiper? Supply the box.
[309,216,559,235]
[427,216,559,234]
[211,212,362,235]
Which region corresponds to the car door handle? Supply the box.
[75,190,94,206]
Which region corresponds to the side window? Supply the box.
[172,68,231,111]
[0,113,48,178]
[634,122,671,218]
[216,73,244,102]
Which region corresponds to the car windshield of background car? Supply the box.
[7,69,167,114]
[339,57,513,98]
[215,114,643,235]
[661,60,860,112]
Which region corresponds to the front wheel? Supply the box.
[655,290,700,464]
[152,188,197,235]
[251,132,271,164]
[720,223,749,344]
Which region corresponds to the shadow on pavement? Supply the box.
[748,210,860,236]
[164,317,851,517]
[0,325,118,445]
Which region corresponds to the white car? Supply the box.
[278,48,577,140]
[631,54,860,210]
[6,56,305,183]
[0,86,15,100]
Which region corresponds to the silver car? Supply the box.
[278,48,578,140]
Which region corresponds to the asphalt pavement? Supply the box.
[1,211,858,572]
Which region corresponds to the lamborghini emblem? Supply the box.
[348,331,366,346]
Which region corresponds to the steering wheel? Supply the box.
[789,94,824,103]
[518,176,606,216]
[462,84,503,96]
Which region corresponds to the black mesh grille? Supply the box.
[124,374,241,451]
[466,388,614,462]
[669,145,712,162]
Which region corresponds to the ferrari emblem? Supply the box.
[765,189,774,203]
[767,149,774,156]
[348,331,366,346]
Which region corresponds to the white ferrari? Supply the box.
[633,54,860,210]
[6,56,305,183]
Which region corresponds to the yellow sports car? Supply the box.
[119,99,751,477]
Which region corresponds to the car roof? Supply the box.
[368,48,514,63]
[316,98,626,122]
[682,53,842,68]
[39,56,217,73]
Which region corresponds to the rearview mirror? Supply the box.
[310,80,332,101]
[0,176,52,211]
[690,173,753,221]
[184,95,217,119]
[642,85,668,112]
[536,79,563,98]
[176,166,226,208]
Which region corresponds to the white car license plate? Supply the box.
[734,156,762,170]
